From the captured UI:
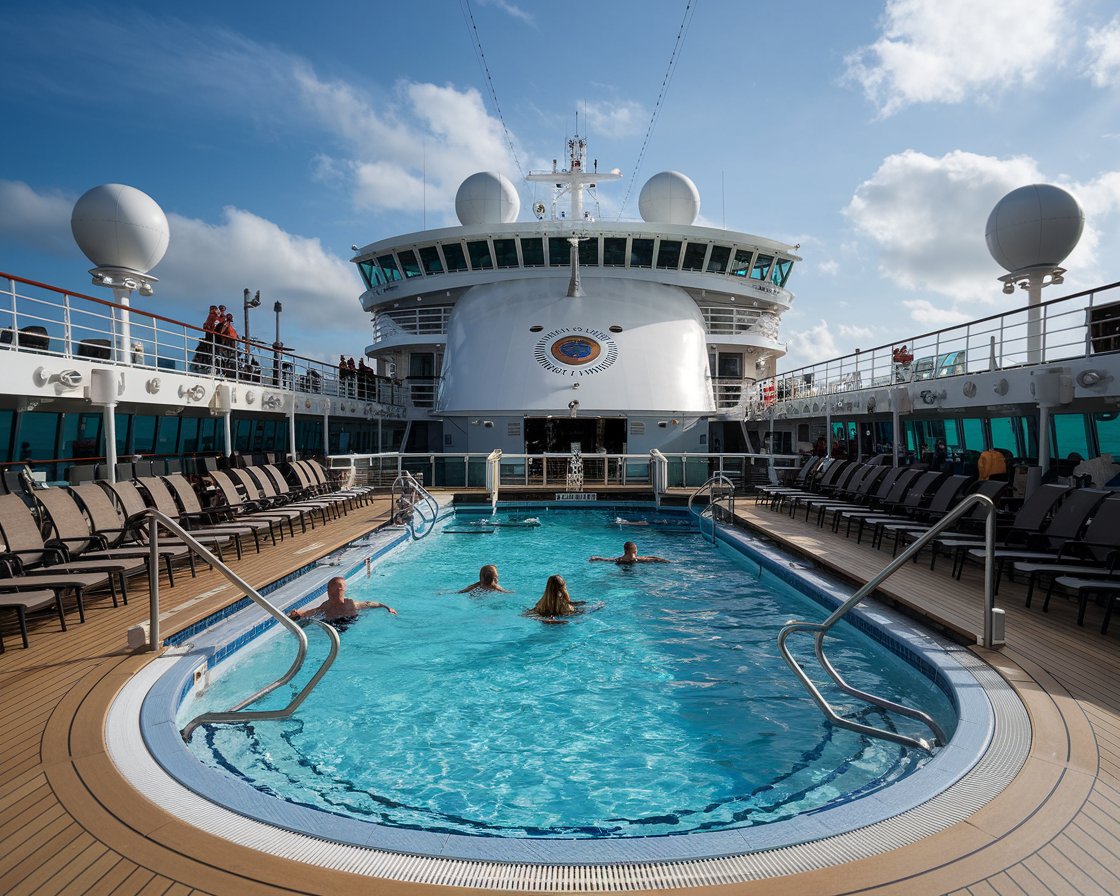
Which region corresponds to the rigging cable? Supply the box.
[617,0,697,219]
[460,0,526,180]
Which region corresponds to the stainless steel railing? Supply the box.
[777,493,998,753]
[688,474,736,544]
[392,470,439,538]
[127,508,340,741]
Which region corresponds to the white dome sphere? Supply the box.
[985,184,1083,273]
[71,183,169,273]
[455,172,520,226]
[639,171,700,225]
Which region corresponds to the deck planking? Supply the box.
[1,491,1119,893]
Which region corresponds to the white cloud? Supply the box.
[844,0,1069,116]
[838,323,875,342]
[161,208,364,360]
[583,100,648,139]
[900,298,972,327]
[844,149,1043,303]
[478,0,534,25]
[783,319,842,368]
[1085,15,1120,87]
[816,259,840,276]
[0,180,75,256]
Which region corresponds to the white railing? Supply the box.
[0,271,409,408]
[763,280,1120,413]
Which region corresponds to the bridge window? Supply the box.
[751,254,774,281]
[682,242,707,271]
[771,257,793,286]
[442,242,468,272]
[1095,412,1120,457]
[397,250,422,279]
[358,260,384,289]
[603,237,627,266]
[578,237,599,266]
[730,249,753,277]
[377,255,402,282]
[467,240,493,270]
[418,246,443,274]
[493,238,519,268]
[548,237,570,266]
[1052,413,1090,461]
[630,238,654,268]
[707,245,731,273]
[520,237,544,266]
[656,240,682,270]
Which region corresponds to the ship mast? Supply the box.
[526,135,621,223]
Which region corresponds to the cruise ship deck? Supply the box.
[1,489,1118,895]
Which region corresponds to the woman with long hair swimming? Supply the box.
[527,574,580,620]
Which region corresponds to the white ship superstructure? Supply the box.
[354,136,800,455]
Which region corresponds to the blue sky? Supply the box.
[2,0,1119,368]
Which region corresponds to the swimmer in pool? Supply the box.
[288,576,396,622]
[525,574,585,622]
[457,564,510,593]
[589,541,668,564]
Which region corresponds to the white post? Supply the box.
[1027,272,1043,365]
[1037,403,1052,478]
[112,286,133,365]
[288,406,297,460]
[90,369,119,483]
[322,399,331,457]
[103,404,118,484]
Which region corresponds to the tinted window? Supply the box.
[398,250,422,278]
[1052,413,1090,460]
[656,240,682,269]
[418,246,444,274]
[630,238,654,268]
[466,240,493,270]
[751,254,774,281]
[377,255,402,282]
[707,245,730,273]
[548,237,570,266]
[1094,412,1120,457]
[771,258,793,286]
[519,238,544,266]
[602,237,627,266]
[442,243,468,272]
[730,249,752,277]
[682,242,707,271]
[578,237,599,266]
[493,238,519,268]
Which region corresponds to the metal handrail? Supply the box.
[125,508,341,741]
[649,449,668,509]
[688,474,736,544]
[392,470,439,538]
[777,493,997,753]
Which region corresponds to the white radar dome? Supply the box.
[71,183,169,273]
[985,184,1083,274]
[639,171,700,225]
[455,172,520,226]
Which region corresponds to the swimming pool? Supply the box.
[163,506,979,855]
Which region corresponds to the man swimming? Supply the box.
[289,576,396,624]
[589,541,669,564]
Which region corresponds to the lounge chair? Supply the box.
[133,476,261,559]
[790,464,892,524]
[929,483,1073,575]
[954,487,1110,585]
[1045,574,1120,633]
[834,469,936,543]
[775,460,854,515]
[304,458,376,503]
[754,456,824,504]
[883,479,1008,558]
[256,465,339,522]
[0,585,64,650]
[226,467,323,530]
[815,466,908,529]
[869,474,972,551]
[208,469,302,538]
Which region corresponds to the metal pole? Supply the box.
[1027,273,1042,364]
[983,502,996,649]
[148,521,160,651]
[273,300,283,386]
[222,410,232,458]
[288,406,297,460]
[1037,403,1052,478]
[103,403,118,484]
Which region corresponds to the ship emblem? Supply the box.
[533,328,619,376]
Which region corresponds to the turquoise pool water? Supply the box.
[182,509,957,840]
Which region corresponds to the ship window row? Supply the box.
[358,236,794,290]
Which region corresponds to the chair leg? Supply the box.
[1102,594,1115,635]
[17,606,29,649]
[55,593,68,631]
[164,555,175,588]
[74,587,86,623]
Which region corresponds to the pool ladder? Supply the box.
[391,471,439,539]
[688,474,736,544]
[778,493,999,753]
[123,508,341,742]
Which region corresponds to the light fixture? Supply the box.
[483,420,494,428]
[146,377,161,394]
[962,381,977,398]
[993,378,1009,396]
[1077,369,1111,388]
[33,367,84,390]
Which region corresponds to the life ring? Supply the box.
[762,383,776,406]
[892,346,913,365]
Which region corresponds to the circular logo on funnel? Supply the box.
[550,336,601,365]
[533,327,619,377]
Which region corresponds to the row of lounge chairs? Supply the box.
[0,459,376,651]
[757,457,1120,634]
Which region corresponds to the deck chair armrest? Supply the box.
[2,546,66,564]
[0,554,23,575]
[54,533,111,551]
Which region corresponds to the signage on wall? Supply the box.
[533,327,618,376]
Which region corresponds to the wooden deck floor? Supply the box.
[1,492,1118,894]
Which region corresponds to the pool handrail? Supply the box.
[485,449,502,514]
[650,449,669,509]
[777,493,998,752]
[126,508,341,742]
[393,470,439,538]
[688,474,736,544]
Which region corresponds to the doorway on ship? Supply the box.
[523,417,627,483]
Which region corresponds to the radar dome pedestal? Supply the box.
[639,172,700,225]
[455,173,520,226]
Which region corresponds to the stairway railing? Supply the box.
[688,474,736,544]
[392,470,439,538]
